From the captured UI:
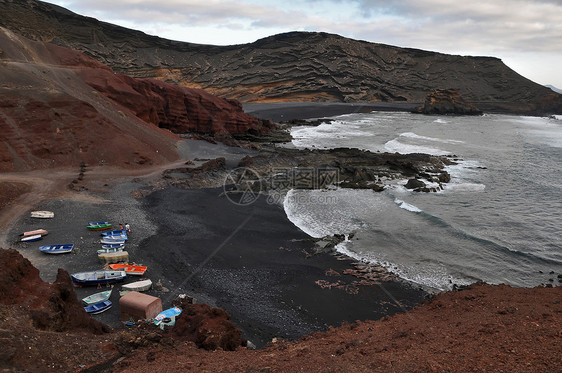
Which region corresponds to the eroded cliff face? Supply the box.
[1,0,561,114]
[0,27,267,172]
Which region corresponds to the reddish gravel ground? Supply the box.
[114,283,562,372]
[1,245,560,372]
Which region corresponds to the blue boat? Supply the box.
[84,300,112,314]
[39,244,74,254]
[21,234,43,242]
[101,229,127,237]
[101,242,125,249]
[71,270,126,286]
[154,307,182,326]
[88,221,109,226]
[100,232,128,241]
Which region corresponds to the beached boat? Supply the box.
[87,223,112,231]
[101,242,125,249]
[122,279,152,292]
[84,300,112,314]
[101,229,127,236]
[100,232,127,240]
[154,307,182,326]
[30,211,54,218]
[21,234,43,242]
[97,247,125,255]
[38,244,74,254]
[71,270,126,286]
[82,289,112,306]
[100,237,126,245]
[21,229,48,237]
[88,221,109,226]
[109,264,147,276]
[98,251,129,264]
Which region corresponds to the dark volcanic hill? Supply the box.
[1,0,561,115]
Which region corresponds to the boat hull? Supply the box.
[109,264,147,276]
[71,270,126,286]
[21,229,48,237]
[30,211,54,218]
[21,234,42,242]
[122,279,152,292]
[84,300,112,314]
[39,244,74,254]
[82,290,112,306]
[87,224,112,231]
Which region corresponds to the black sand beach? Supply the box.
[6,106,428,348]
[243,102,420,122]
[8,183,427,348]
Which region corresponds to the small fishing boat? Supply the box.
[88,221,109,226]
[30,211,54,218]
[154,307,182,326]
[84,300,112,314]
[21,234,43,242]
[71,270,126,286]
[109,264,147,276]
[82,289,112,306]
[122,279,152,292]
[100,237,126,245]
[101,242,125,249]
[97,247,125,255]
[39,244,74,254]
[101,229,127,236]
[21,229,48,237]
[87,222,112,231]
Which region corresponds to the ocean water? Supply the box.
[285,112,562,291]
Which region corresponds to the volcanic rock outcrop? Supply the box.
[413,89,483,115]
[0,26,268,172]
[1,0,561,115]
[0,248,109,333]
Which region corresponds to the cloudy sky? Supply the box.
[49,0,562,88]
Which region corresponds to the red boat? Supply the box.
[108,264,147,276]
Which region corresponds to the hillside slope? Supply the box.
[0,26,266,172]
[0,0,561,114]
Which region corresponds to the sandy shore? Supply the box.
[3,130,428,348]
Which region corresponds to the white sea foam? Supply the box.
[384,139,447,155]
[433,118,448,124]
[283,189,370,238]
[334,241,473,291]
[442,183,486,193]
[394,198,422,212]
[399,132,464,144]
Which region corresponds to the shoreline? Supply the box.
[3,138,430,348]
[243,102,420,122]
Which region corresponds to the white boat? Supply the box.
[82,289,112,306]
[100,237,126,245]
[97,247,125,254]
[71,270,126,286]
[21,234,42,242]
[30,211,54,218]
[122,279,152,292]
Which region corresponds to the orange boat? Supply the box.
[21,229,48,237]
[108,264,147,276]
